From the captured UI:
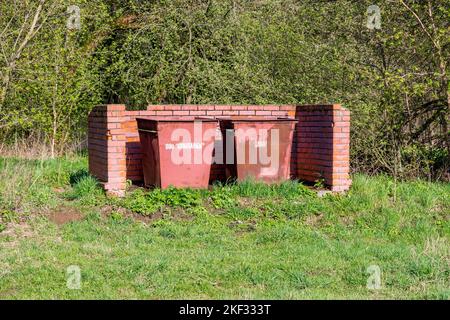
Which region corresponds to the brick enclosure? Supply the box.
[88,104,351,196]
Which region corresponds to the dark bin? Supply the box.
[220,118,297,183]
[137,117,218,189]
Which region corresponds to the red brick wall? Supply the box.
[88,105,127,196]
[88,104,350,195]
[294,104,351,192]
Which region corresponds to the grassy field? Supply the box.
[0,155,449,299]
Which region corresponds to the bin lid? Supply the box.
[219,117,297,122]
[136,117,218,123]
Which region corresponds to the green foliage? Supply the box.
[161,188,202,208]
[0,0,109,152]
[70,176,102,197]
[122,187,202,215]
[0,156,87,212]
[0,209,18,223]
[110,211,124,222]
[210,187,236,209]
[121,189,161,215]
[65,169,105,205]
[227,206,260,220]
[228,179,315,199]
[313,179,325,189]
[0,0,449,179]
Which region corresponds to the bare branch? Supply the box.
[399,0,440,51]
[14,0,45,61]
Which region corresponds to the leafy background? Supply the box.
[0,0,449,179]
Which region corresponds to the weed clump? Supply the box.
[122,187,202,216]
[228,179,315,199]
[65,171,105,205]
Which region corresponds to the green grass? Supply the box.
[0,156,449,299]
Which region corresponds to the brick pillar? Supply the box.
[88,104,127,196]
[294,104,351,192]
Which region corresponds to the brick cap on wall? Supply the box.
[93,104,126,111]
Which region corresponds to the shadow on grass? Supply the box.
[69,168,92,186]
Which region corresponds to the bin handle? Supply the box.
[138,129,158,134]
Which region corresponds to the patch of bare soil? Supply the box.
[167,207,194,222]
[47,206,84,226]
[0,222,34,238]
[0,222,35,248]
[136,211,164,224]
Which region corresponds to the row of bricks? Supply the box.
[127,176,144,182]
[297,106,349,113]
[296,172,351,181]
[296,104,343,110]
[296,121,350,128]
[296,137,350,143]
[89,117,360,130]
[93,104,344,111]
[88,144,127,154]
[126,170,144,177]
[103,182,127,190]
[296,170,350,181]
[293,132,337,139]
[297,164,350,173]
[295,162,349,168]
[87,127,109,135]
[297,114,350,120]
[295,128,348,133]
[297,132,350,140]
[89,122,123,129]
[294,163,349,170]
[90,116,348,128]
[88,139,126,148]
[298,149,350,161]
[131,110,292,116]
[93,104,350,115]
[89,110,124,117]
[146,105,296,111]
[296,115,350,121]
[88,133,110,141]
[88,113,124,120]
[89,163,126,176]
[295,154,349,161]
